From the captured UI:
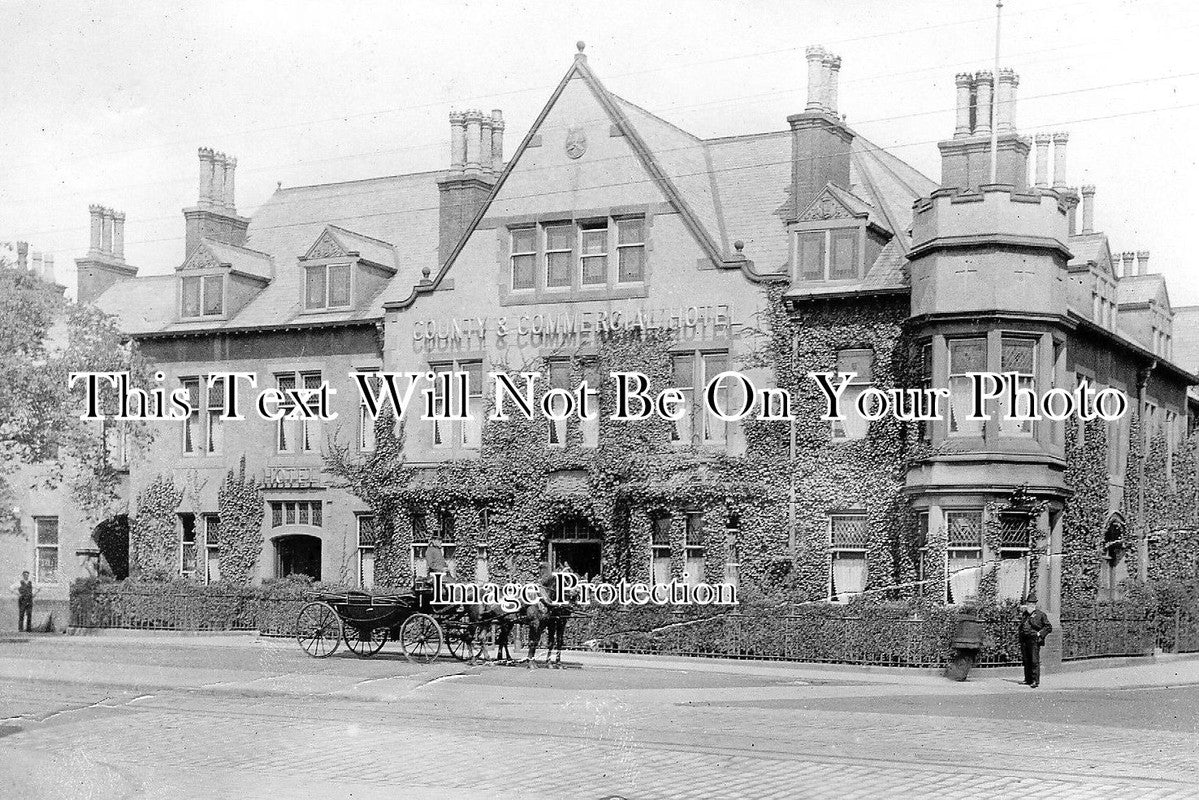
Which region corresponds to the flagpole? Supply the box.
[989,0,1003,183]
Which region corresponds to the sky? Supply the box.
[2,0,1197,301]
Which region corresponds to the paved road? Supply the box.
[1,634,1197,799]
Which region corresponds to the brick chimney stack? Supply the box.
[1136,250,1150,275]
[185,146,249,257]
[789,45,854,215]
[438,106,503,265]
[76,204,137,303]
[938,68,1029,192]
[805,46,826,112]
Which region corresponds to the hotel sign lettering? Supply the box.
[412,304,732,351]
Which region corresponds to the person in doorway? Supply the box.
[10,571,37,633]
[947,600,984,681]
[1018,598,1053,688]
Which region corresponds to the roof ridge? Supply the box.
[201,238,274,259]
[327,224,398,249]
[277,169,442,193]
[609,92,703,143]
[703,129,791,145]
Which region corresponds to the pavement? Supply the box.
[1,632,1197,799]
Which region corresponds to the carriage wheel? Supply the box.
[344,624,389,658]
[446,624,486,662]
[296,601,343,658]
[399,613,443,663]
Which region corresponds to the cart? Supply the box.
[294,587,486,662]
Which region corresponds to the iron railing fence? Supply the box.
[70,587,307,636]
[1060,614,1155,661]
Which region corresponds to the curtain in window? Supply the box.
[947,553,982,603]
[831,551,866,599]
[996,556,1029,601]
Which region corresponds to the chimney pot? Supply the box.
[480,114,494,173]
[954,73,974,138]
[823,53,842,115]
[805,45,827,112]
[224,156,237,212]
[1121,251,1136,278]
[1033,133,1051,188]
[449,111,467,171]
[973,70,994,136]
[1052,132,1069,189]
[212,153,228,211]
[113,211,126,262]
[1080,185,1096,234]
[996,68,1017,132]
[88,205,103,253]
[490,109,505,169]
[464,110,483,172]
[198,147,215,208]
[100,207,114,255]
[1136,250,1150,275]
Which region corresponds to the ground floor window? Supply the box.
[650,513,671,585]
[357,514,376,589]
[203,514,220,584]
[275,534,321,581]
[684,512,705,586]
[829,514,867,601]
[547,518,602,579]
[946,510,984,603]
[179,513,198,580]
[35,517,60,585]
[997,514,1032,602]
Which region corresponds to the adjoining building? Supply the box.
[15,43,1196,633]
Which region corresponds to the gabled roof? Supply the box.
[1117,273,1170,309]
[1172,306,1199,376]
[95,171,439,335]
[386,51,936,310]
[1068,232,1116,278]
[305,224,400,272]
[178,238,274,281]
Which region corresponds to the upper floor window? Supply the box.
[832,348,873,440]
[947,338,986,437]
[797,228,859,282]
[510,228,536,290]
[275,371,322,454]
[670,350,731,445]
[616,218,645,282]
[507,216,647,294]
[305,263,352,310]
[181,376,224,455]
[429,360,483,450]
[181,274,223,318]
[998,337,1036,437]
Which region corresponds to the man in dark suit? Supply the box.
[1018,599,1053,688]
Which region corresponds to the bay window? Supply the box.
[948,338,986,437]
[946,510,984,603]
[998,337,1036,436]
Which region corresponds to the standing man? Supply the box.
[10,571,36,633]
[1018,598,1053,688]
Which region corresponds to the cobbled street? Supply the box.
[1,635,1196,799]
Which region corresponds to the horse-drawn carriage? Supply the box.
[294,585,486,662]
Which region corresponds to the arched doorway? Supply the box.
[275,534,322,581]
[546,518,602,580]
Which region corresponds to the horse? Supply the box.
[460,597,548,665]
[525,585,581,668]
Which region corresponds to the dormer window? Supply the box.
[797,228,859,281]
[305,263,352,310]
[181,274,223,318]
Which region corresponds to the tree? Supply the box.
[0,263,152,521]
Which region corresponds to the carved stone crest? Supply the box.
[565,127,588,159]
